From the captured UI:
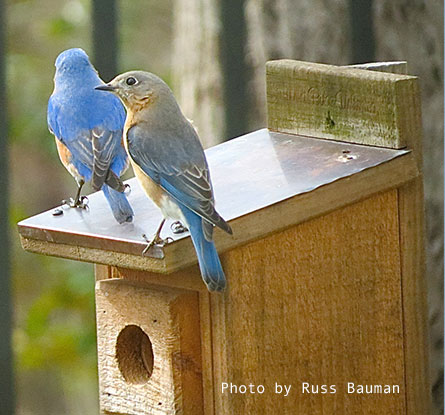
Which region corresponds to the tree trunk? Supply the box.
[172,0,223,147]
[245,0,351,130]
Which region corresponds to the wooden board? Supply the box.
[335,60,429,414]
[95,189,426,415]
[265,59,430,414]
[266,60,419,148]
[17,129,414,274]
[211,190,406,414]
[393,73,431,414]
[342,61,408,74]
[95,266,217,415]
[96,280,203,414]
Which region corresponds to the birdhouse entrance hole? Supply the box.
[115,325,154,384]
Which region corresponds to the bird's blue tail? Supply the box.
[181,207,226,292]
[102,184,134,224]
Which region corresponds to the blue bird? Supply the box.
[47,48,134,224]
[96,71,232,291]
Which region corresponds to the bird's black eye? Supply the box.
[126,77,137,86]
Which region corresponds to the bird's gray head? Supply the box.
[95,71,176,111]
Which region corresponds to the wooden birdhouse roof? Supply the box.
[18,128,416,273]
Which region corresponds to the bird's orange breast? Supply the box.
[55,137,71,167]
[131,157,165,208]
[55,137,81,180]
[123,120,166,209]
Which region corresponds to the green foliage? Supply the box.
[12,234,96,371]
[46,18,76,38]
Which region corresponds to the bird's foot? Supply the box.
[142,233,173,255]
[62,195,89,210]
[170,221,188,234]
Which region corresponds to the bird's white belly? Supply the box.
[131,159,186,223]
[159,193,186,223]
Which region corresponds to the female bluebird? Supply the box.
[47,48,134,224]
[96,71,232,291]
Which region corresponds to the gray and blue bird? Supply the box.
[47,48,134,223]
[96,71,232,291]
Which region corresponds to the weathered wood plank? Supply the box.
[398,179,431,415]
[18,129,410,268]
[343,61,408,74]
[394,76,431,415]
[96,279,203,414]
[113,267,205,292]
[95,264,111,281]
[266,59,419,148]
[213,191,406,414]
[198,291,215,415]
[19,151,417,278]
[348,60,430,414]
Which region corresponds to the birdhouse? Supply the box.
[18,60,430,414]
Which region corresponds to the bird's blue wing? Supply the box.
[127,122,231,235]
[48,94,125,190]
[91,127,122,190]
[47,95,61,139]
[48,94,94,178]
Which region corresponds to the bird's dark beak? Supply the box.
[95,84,116,91]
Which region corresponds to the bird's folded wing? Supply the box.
[48,96,95,178]
[91,127,121,191]
[48,97,124,192]
[105,169,126,193]
[127,124,226,230]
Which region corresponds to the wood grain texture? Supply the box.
[198,291,215,415]
[105,268,216,414]
[96,280,203,414]
[343,61,408,74]
[265,59,430,413]
[95,264,111,281]
[344,61,430,414]
[398,179,430,415]
[212,191,406,414]
[19,152,418,275]
[18,129,410,273]
[395,78,431,414]
[266,59,419,148]
[113,267,206,292]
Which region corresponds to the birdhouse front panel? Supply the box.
[95,280,203,415]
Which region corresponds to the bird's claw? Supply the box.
[78,196,89,209]
[141,234,156,255]
[170,221,188,234]
[141,234,173,255]
[62,195,89,210]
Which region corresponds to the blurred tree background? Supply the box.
[7,0,443,414]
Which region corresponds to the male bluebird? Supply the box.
[47,48,134,224]
[96,71,232,291]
